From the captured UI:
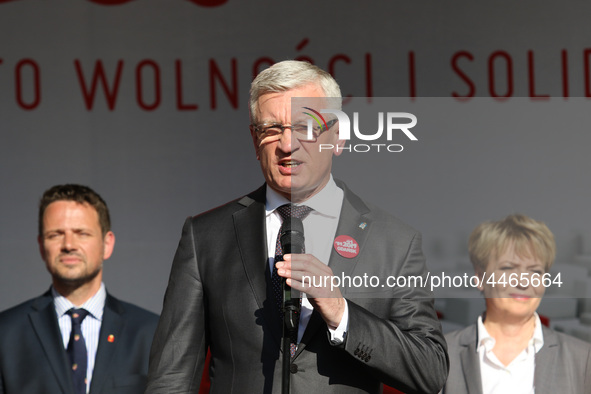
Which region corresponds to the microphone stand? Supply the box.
[282,281,299,394]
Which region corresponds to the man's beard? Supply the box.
[53,253,103,289]
[56,267,102,288]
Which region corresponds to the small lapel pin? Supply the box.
[359,222,367,230]
[107,334,115,343]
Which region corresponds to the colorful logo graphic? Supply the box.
[302,107,328,133]
[302,106,329,140]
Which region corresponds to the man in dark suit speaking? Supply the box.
[147,60,448,393]
[0,184,158,394]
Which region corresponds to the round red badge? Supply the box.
[333,235,359,258]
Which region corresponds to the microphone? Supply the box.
[280,216,304,328]
[279,216,304,393]
[279,217,305,308]
[280,216,305,254]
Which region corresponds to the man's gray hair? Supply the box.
[249,60,342,123]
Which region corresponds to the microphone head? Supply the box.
[280,217,305,255]
[282,216,304,233]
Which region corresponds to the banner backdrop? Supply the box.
[1,0,590,313]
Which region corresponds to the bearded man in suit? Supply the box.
[147,60,448,394]
[0,184,158,394]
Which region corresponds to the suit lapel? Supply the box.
[297,182,371,357]
[326,186,371,295]
[29,292,74,394]
[89,294,124,394]
[459,325,483,394]
[233,186,283,346]
[533,326,558,394]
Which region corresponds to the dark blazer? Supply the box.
[442,323,591,394]
[0,290,159,394]
[147,182,448,394]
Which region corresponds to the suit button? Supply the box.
[365,355,371,362]
[290,364,299,374]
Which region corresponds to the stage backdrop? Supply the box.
[1,0,590,314]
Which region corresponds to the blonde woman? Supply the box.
[442,214,591,394]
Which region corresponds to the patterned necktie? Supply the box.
[66,308,90,394]
[272,204,313,357]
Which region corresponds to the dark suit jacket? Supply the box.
[147,182,448,394]
[0,290,159,394]
[442,323,591,394]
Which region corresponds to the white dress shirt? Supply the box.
[477,313,544,394]
[265,175,349,345]
[53,283,106,393]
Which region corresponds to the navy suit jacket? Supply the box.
[147,182,448,394]
[0,290,158,394]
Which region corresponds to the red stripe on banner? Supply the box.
[527,50,550,100]
[561,49,569,98]
[136,60,162,111]
[15,59,41,110]
[451,51,475,99]
[295,38,310,52]
[88,0,136,5]
[488,50,513,99]
[74,59,124,111]
[408,51,415,99]
[585,49,591,97]
[187,0,228,7]
[365,53,373,98]
[176,60,198,111]
[209,58,238,109]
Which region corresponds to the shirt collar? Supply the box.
[477,314,496,352]
[265,175,342,219]
[531,313,544,352]
[477,312,544,353]
[52,282,106,321]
